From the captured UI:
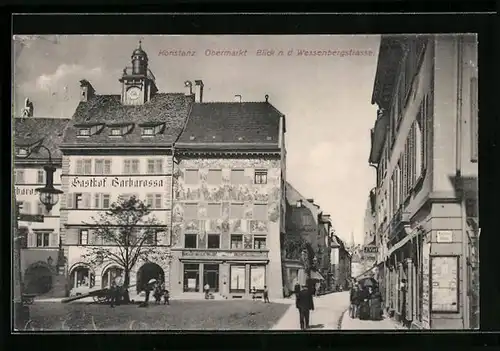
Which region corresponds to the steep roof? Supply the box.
[176,102,283,149]
[61,93,192,147]
[14,117,71,160]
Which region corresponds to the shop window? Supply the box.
[250,266,266,291]
[230,265,246,293]
[183,263,200,292]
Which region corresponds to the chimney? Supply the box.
[234,94,242,103]
[194,80,204,103]
[80,79,95,102]
[184,80,193,97]
[307,198,314,204]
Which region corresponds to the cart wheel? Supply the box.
[93,295,100,302]
[97,295,108,303]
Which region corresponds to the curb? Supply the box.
[337,307,349,330]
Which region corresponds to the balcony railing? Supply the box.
[122,67,156,82]
[389,207,411,240]
[181,248,269,260]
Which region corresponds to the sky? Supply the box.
[12,35,380,245]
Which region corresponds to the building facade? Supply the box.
[14,113,70,297]
[330,234,351,290]
[282,183,332,294]
[369,35,479,329]
[170,96,287,300]
[59,43,192,297]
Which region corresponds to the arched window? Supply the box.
[70,265,95,289]
[102,266,124,289]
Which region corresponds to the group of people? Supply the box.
[251,286,271,303]
[349,279,383,321]
[140,277,170,307]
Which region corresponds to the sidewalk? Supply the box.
[272,291,350,330]
[340,310,405,330]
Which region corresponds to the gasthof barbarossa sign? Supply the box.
[70,177,165,188]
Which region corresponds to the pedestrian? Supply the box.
[109,280,117,308]
[400,278,408,326]
[139,280,153,307]
[349,284,359,318]
[369,286,383,321]
[251,286,257,301]
[358,284,370,320]
[204,283,210,299]
[263,285,270,303]
[295,282,314,330]
[153,281,162,304]
[114,274,124,306]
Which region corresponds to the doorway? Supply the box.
[136,263,164,293]
[24,263,53,294]
[203,264,219,292]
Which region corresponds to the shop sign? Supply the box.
[436,231,453,243]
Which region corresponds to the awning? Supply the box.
[310,271,325,281]
[386,229,420,258]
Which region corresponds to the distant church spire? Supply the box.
[350,231,355,247]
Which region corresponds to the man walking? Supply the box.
[294,282,315,330]
[263,285,270,303]
[349,283,359,318]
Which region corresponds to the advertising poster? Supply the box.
[250,266,265,290]
[421,242,431,329]
[431,256,459,312]
[188,278,196,289]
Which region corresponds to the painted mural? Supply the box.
[171,157,283,248]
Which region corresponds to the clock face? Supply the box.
[127,87,141,100]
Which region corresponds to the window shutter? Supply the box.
[67,193,74,209]
[27,231,34,248]
[415,120,423,180]
[50,232,59,247]
[470,77,478,162]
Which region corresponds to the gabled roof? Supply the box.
[176,102,283,149]
[61,93,192,147]
[14,117,71,160]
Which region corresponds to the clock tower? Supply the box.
[119,41,158,105]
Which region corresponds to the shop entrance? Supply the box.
[24,263,53,294]
[203,264,219,292]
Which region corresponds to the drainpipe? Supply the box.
[455,36,469,329]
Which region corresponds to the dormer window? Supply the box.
[139,122,165,137]
[110,128,122,136]
[142,127,154,136]
[78,128,90,137]
[107,123,134,137]
[75,123,105,137]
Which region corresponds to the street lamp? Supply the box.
[17,142,64,212]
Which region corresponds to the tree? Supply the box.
[82,196,164,303]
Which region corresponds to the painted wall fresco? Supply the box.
[171,157,283,248]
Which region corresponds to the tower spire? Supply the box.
[350,231,355,247]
